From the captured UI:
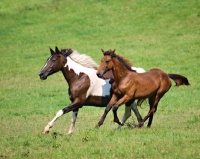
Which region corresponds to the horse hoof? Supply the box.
[67,132,73,135]
[114,120,123,126]
[137,122,144,128]
[120,122,124,126]
[41,130,49,134]
[117,122,124,126]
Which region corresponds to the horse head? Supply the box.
[39,46,67,80]
[96,49,116,78]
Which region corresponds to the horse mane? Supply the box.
[62,49,99,70]
[104,50,134,72]
[115,54,133,71]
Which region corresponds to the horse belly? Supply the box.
[84,95,111,107]
[134,88,157,99]
[133,80,158,99]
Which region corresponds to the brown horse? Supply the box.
[96,49,189,128]
[39,47,146,134]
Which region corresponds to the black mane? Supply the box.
[104,50,136,72]
[61,48,73,57]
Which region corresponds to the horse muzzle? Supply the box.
[39,72,47,80]
[96,73,102,78]
[96,70,105,79]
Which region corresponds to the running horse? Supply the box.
[39,47,145,134]
[96,49,190,128]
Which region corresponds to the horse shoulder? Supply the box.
[112,82,120,94]
[68,73,90,99]
[117,77,136,94]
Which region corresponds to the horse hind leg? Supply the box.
[142,95,160,128]
[119,100,144,128]
[131,101,143,124]
[116,100,139,129]
[147,113,154,128]
[116,98,144,129]
[142,107,155,128]
[147,101,160,128]
[67,109,79,135]
[116,105,131,129]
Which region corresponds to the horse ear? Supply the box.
[110,49,115,56]
[50,47,54,55]
[55,46,60,54]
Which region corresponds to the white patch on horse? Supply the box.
[131,67,146,73]
[41,55,52,70]
[64,57,111,98]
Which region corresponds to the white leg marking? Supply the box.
[68,111,78,135]
[42,109,63,134]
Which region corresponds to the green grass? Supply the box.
[0,0,200,158]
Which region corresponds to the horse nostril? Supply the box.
[96,73,101,78]
[39,72,43,76]
[39,72,44,79]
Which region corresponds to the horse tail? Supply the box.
[168,74,190,86]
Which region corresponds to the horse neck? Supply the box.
[61,57,85,86]
[112,58,131,83]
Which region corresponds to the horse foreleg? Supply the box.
[147,113,154,128]
[112,94,131,125]
[142,95,160,128]
[42,109,64,134]
[112,105,121,125]
[96,94,118,128]
[67,109,79,135]
[42,100,84,134]
[141,107,154,128]
[116,106,131,129]
[142,110,155,128]
[96,105,112,128]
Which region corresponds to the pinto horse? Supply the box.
[96,49,190,128]
[39,47,146,134]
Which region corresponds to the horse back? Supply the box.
[129,68,171,98]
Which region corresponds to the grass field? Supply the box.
[0,0,200,158]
